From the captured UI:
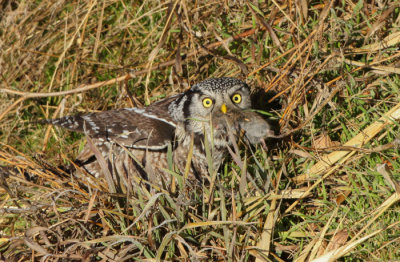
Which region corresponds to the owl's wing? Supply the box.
[47,105,177,150]
[146,94,181,123]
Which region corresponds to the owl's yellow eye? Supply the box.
[202,98,213,108]
[232,93,242,104]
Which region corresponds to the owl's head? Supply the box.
[168,77,268,147]
[169,77,252,131]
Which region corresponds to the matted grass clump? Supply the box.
[1,1,400,261]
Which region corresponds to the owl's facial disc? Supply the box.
[168,78,259,145]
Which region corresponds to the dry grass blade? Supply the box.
[293,101,400,184]
[341,57,400,74]
[312,219,400,262]
[0,97,25,122]
[354,31,400,52]
[86,135,117,193]
[47,1,96,92]
[84,189,98,223]
[285,102,400,218]
[254,196,277,261]
[183,133,195,180]
[377,164,400,193]
[122,192,164,234]
[307,207,338,261]
[254,164,285,261]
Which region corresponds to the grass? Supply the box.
[1,0,400,261]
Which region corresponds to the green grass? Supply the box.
[1,0,400,261]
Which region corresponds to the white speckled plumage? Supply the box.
[47,77,272,192]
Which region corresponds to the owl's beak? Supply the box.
[221,104,227,114]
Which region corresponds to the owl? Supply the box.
[47,78,272,193]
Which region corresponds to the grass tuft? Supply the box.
[1,1,400,261]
